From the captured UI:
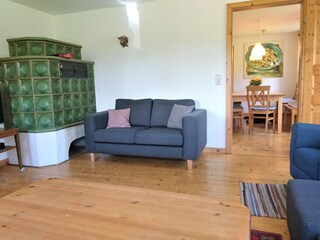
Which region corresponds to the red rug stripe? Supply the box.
[251,229,283,240]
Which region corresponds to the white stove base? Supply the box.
[13,124,85,167]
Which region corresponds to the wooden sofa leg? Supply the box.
[187,160,193,170]
[90,153,95,162]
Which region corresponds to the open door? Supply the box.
[299,0,320,123]
[226,0,303,154]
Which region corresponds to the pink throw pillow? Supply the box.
[107,108,131,128]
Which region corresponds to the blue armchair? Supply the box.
[290,123,320,180]
[288,123,320,239]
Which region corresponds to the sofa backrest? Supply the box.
[151,99,195,127]
[116,98,153,127]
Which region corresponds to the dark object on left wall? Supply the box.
[118,35,129,47]
[0,143,5,152]
[0,93,3,124]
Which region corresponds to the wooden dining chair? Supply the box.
[246,85,277,134]
[283,83,299,130]
[233,102,244,129]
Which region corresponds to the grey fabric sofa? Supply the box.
[84,98,207,170]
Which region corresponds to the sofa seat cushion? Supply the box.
[294,148,320,179]
[135,127,183,146]
[94,127,148,144]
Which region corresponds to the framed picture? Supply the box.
[244,41,283,79]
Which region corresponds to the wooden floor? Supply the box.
[0,123,292,239]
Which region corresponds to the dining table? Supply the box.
[232,91,285,133]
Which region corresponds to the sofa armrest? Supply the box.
[182,109,207,160]
[290,123,320,175]
[84,111,108,152]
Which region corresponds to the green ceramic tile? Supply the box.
[16,42,28,56]
[2,81,10,95]
[56,44,65,53]
[22,113,36,130]
[50,61,60,77]
[87,65,94,78]
[73,94,81,107]
[51,78,61,94]
[74,108,82,121]
[74,48,81,59]
[3,111,11,128]
[8,80,20,95]
[9,97,21,112]
[36,96,52,112]
[53,95,63,110]
[20,79,33,95]
[32,61,49,77]
[35,79,51,94]
[21,96,34,112]
[71,79,80,92]
[8,43,15,57]
[1,96,9,111]
[5,62,18,78]
[88,93,96,105]
[63,94,73,109]
[19,61,31,78]
[54,111,64,127]
[46,43,56,55]
[0,64,4,79]
[62,79,71,93]
[88,79,95,92]
[29,42,44,55]
[82,107,89,118]
[80,79,87,92]
[65,47,73,54]
[64,110,73,124]
[11,114,22,128]
[89,105,96,114]
[36,113,53,129]
[81,93,88,106]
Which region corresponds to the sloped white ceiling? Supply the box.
[9,0,301,37]
[233,4,301,37]
[9,0,153,15]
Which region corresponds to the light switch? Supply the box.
[215,74,222,85]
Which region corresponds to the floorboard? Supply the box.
[0,123,292,239]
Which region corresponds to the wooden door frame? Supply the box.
[226,0,304,153]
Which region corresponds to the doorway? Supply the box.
[226,0,303,154]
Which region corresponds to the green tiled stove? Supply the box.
[0,37,96,167]
[0,37,96,132]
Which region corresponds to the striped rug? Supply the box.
[240,182,287,219]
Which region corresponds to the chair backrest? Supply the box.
[246,85,271,111]
[293,83,299,100]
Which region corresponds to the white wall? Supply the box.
[0,0,298,150]
[233,32,299,97]
[55,0,229,148]
[0,0,55,58]
[0,1,55,163]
